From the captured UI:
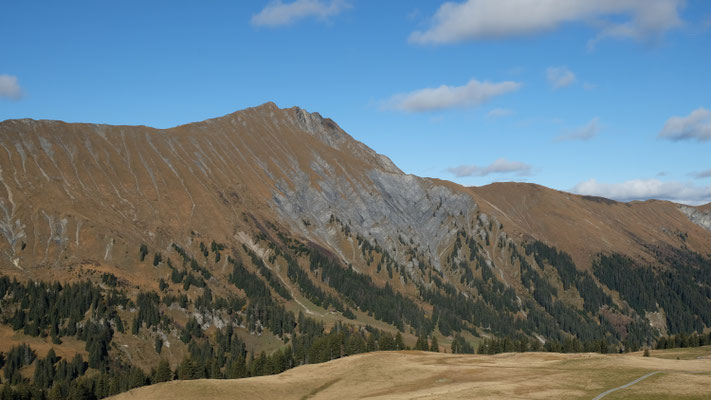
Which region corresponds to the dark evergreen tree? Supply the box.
[430,335,439,352]
[139,244,148,261]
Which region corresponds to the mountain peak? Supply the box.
[252,101,280,111]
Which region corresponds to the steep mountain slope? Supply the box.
[470,182,711,268]
[0,102,473,278]
[1,103,710,398]
[680,203,711,233]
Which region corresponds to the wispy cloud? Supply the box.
[447,158,532,177]
[0,74,23,100]
[487,108,513,118]
[555,117,600,142]
[658,107,711,142]
[409,0,684,45]
[251,0,351,27]
[572,178,711,205]
[691,169,711,179]
[383,78,521,113]
[546,66,576,89]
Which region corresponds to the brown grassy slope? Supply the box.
[110,350,711,400]
[2,102,710,292]
[0,102,398,280]
[469,182,711,268]
[2,102,708,281]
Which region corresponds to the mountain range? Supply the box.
[1,103,710,397]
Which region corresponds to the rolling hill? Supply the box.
[110,349,711,400]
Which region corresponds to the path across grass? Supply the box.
[591,371,662,400]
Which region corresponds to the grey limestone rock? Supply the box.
[680,206,711,232]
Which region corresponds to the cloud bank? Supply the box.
[447,158,532,177]
[384,78,521,112]
[555,117,600,142]
[658,107,711,142]
[0,75,23,100]
[409,0,683,45]
[572,178,711,205]
[251,0,350,27]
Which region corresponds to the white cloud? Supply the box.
[658,107,711,142]
[555,117,600,142]
[0,75,23,100]
[572,178,711,205]
[447,158,532,177]
[251,0,351,27]
[409,0,683,45]
[546,66,576,89]
[383,78,521,113]
[487,108,513,118]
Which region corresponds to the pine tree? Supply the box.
[227,356,248,379]
[209,359,223,379]
[131,316,140,335]
[155,337,163,354]
[366,334,378,352]
[67,380,94,400]
[47,381,69,400]
[415,335,429,351]
[395,332,405,350]
[430,335,439,352]
[139,244,148,261]
[379,333,395,351]
[177,357,197,380]
[154,359,172,383]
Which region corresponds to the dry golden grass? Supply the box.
[470,182,711,270]
[0,325,87,360]
[111,349,711,400]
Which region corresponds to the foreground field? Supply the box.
[112,348,711,400]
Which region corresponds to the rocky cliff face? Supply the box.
[680,205,711,233]
[271,168,477,271]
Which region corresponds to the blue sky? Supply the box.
[1,0,710,204]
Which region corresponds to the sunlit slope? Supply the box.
[470,182,711,268]
[111,349,711,400]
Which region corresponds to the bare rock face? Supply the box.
[288,106,402,174]
[271,165,477,270]
[680,206,711,232]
